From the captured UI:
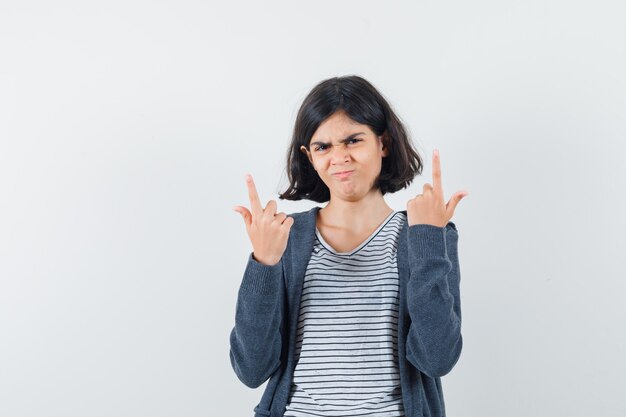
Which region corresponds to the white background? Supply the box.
[1,1,625,416]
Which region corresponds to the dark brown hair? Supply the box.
[278,75,423,203]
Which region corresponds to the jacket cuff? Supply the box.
[407,224,448,260]
[239,252,283,295]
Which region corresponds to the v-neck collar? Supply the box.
[314,209,398,256]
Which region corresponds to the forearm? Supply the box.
[229,252,284,388]
[405,222,463,378]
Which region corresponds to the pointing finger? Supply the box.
[432,148,443,194]
[245,173,262,218]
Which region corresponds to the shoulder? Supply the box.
[287,206,320,222]
[287,208,313,219]
[283,206,320,240]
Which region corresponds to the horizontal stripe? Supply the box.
[284,212,406,417]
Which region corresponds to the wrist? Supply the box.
[252,252,280,266]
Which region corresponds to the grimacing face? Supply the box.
[300,111,389,202]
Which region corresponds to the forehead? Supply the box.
[310,112,373,143]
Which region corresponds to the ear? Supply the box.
[379,134,389,157]
[300,145,314,166]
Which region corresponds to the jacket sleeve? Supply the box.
[405,221,462,378]
[229,252,285,388]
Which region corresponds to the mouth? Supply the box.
[332,170,354,179]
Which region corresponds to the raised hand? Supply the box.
[406,149,469,227]
[232,173,295,266]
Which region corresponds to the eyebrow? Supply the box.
[310,132,366,147]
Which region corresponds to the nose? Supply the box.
[329,144,351,164]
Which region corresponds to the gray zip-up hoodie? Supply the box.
[229,206,463,417]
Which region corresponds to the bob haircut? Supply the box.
[279,75,424,203]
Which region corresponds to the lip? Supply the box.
[332,170,354,179]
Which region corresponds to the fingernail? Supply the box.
[245,173,251,182]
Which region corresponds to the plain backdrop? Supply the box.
[1,1,625,416]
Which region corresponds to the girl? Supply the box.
[231,75,468,417]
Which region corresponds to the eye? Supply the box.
[313,138,362,152]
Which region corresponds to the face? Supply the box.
[300,111,389,202]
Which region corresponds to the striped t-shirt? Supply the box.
[283,210,406,417]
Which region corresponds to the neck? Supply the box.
[318,189,393,232]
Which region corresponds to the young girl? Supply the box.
[230,75,468,417]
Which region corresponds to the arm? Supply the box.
[405,221,462,378]
[229,252,284,388]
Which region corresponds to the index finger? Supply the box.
[432,149,443,193]
[245,173,263,217]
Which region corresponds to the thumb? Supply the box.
[232,205,252,228]
[445,191,468,217]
